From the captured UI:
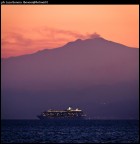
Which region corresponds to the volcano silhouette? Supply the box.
[1,37,139,119]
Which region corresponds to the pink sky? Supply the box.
[1,5,139,58]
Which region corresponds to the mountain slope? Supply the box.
[1,37,139,119]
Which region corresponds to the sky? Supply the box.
[1,5,139,58]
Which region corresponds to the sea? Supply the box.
[1,120,139,143]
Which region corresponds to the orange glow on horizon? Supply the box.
[1,5,139,58]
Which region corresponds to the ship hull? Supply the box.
[37,115,86,120]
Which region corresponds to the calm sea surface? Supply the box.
[1,120,139,143]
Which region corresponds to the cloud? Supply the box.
[52,29,85,39]
[2,27,102,58]
[2,32,32,47]
[38,27,102,40]
[1,30,69,58]
[88,32,101,39]
[38,27,85,39]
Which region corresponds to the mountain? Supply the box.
[1,37,139,119]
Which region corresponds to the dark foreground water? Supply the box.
[1,120,139,143]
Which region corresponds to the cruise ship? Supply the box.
[37,107,86,120]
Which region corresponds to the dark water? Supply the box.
[1,120,139,143]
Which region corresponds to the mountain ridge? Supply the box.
[2,37,138,60]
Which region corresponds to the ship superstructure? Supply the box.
[37,107,86,120]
